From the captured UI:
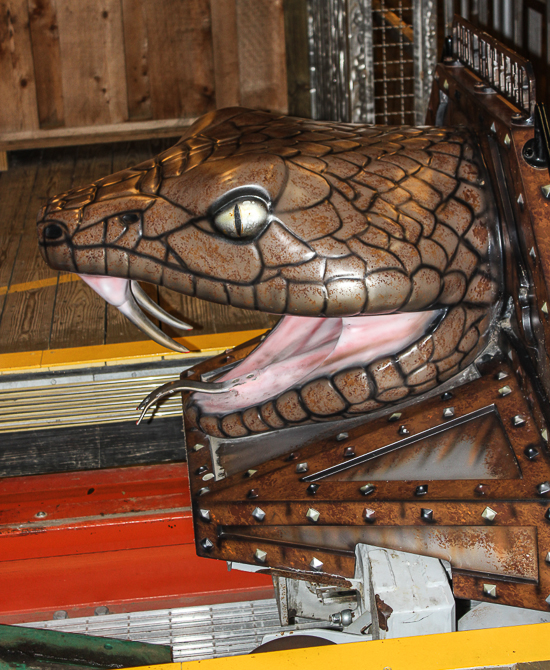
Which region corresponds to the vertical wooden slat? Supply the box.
[143,0,215,119]
[236,0,288,113]
[27,0,64,128]
[120,0,152,121]
[283,0,311,118]
[0,0,39,132]
[55,0,128,127]
[210,0,241,108]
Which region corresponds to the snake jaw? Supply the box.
[79,274,191,353]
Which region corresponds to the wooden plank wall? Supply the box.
[0,0,287,142]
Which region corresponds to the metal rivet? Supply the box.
[497,371,508,380]
[512,415,526,426]
[245,469,257,477]
[35,511,47,519]
[530,246,536,260]
[252,507,266,522]
[307,483,320,495]
[443,407,455,418]
[336,432,349,441]
[306,508,320,523]
[360,484,375,496]
[285,452,298,461]
[343,446,356,458]
[202,473,214,481]
[254,548,267,563]
[193,443,206,452]
[199,509,211,522]
[94,606,109,616]
[524,445,539,460]
[296,462,309,474]
[421,508,433,521]
[415,485,428,496]
[200,538,214,551]
[504,133,511,147]
[398,425,409,436]
[498,385,512,396]
[310,557,324,571]
[475,484,486,496]
[541,185,550,200]
[546,552,550,564]
[537,482,550,495]
[441,391,453,401]
[517,193,524,208]
[542,429,549,442]
[364,508,376,523]
[483,584,497,598]
[196,465,208,475]
[490,122,497,133]
[247,489,259,499]
[542,302,549,316]
[198,487,210,496]
[53,610,68,620]
[482,506,497,521]
[388,412,402,422]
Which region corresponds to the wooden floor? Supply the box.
[0,140,277,358]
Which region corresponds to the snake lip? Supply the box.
[191,309,442,415]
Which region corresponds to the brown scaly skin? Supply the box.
[37,107,501,438]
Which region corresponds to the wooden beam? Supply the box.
[0,117,196,151]
[0,152,7,171]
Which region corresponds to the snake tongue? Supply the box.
[79,274,190,353]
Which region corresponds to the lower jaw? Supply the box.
[186,305,486,438]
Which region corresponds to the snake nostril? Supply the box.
[44,223,64,240]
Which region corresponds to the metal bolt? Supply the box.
[537,482,550,495]
[497,371,508,380]
[398,425,409,436]
[343,446,356,458]
[498,385,512,396]
[53,610,68,620]
[482,506,497,521]
[421,508,433,521]
[200,538,214,551]
[517,194,525,208]
[364,508,376,523]
[285,452,298,461]
[441,391,453,401]
[254,548,267,563]
[252,507,266,522]
[245,469,257,477]
[199,509,211,522]
[483,584,497,598]
[542,186,550,200]
[296,462,309,474]
[198,487,210,496]
[524,445,539,460]
[388,412,402,422]
[331,609,353,627]
[306,508,320,523]
[310,557,324,571]
[247,489,259,499]
[512,415,526,426]
[360,484,375,496]
[94,606,109,616]
[503,133,511,147]
[443,407,455,418]
[196,465,208,475]
[202,473,214,481]
[35,511,47,519]
[336,432,349,441]
[475,484,487,496]
[307,484,320,495]
[415,485,428,496]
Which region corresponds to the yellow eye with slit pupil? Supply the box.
[213,199,268,238]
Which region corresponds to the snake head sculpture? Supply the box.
[37,107,501,438]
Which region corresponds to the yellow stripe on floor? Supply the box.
[0,273,79,296]
[0,329,266,374]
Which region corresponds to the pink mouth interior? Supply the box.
[194,310,439,414]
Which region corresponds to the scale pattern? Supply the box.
[37,108,501,437]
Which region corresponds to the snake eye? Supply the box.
[44,223,64,240]
[120,212,141,225]
[213,198,269,239]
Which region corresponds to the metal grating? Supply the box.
[453,16,536,116]
[17,599,312,662]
